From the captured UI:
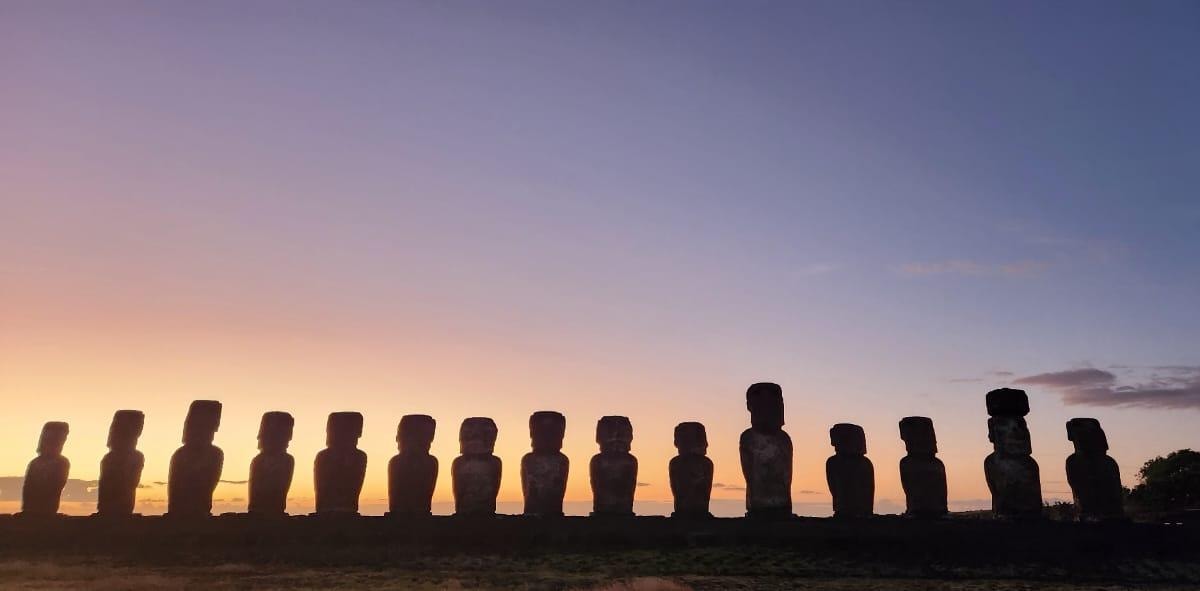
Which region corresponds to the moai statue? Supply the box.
[97,411,145,517]
[669,421,713,519]
[452,417,501,516]
[314,411,367,515]
[590,416,638,516]
[898,416,947,518]
[521,411,569,517]
[167,400,224,517]
[739,382,793,519]
[1065,418,1125,521]
[388,414,438,517]
[826,423,874,518]
[984,388,1043,519]
[21,422,70,516]
[248,411,295,516]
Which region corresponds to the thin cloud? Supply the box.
[1014,366,1200,410]
[896,259,1048,277]
[219,479,248,485]
[1015,368,1117,388]
[949,370,1013,383]
[0,477,99,502]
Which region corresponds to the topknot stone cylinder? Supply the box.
[986,388,1030,417]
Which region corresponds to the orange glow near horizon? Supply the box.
[0,321,1003,517]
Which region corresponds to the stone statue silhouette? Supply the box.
[521,411,569,517]
[826,423,874,518]
[452,417,501,517]
[248,411,294,516]
[898,416,947,518]
[590,416,637,517]
[167,400,223,517]
[740,382,793,519]
[1066,418,1125,521]
[669,421,713,519]
[21,421,70,516]
[984,388,1042,520]
[97,410,145,517]
[314,411,367,515]
[388,414,439,517]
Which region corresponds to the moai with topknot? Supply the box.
[590,416,638,516]
[21,422,70,516]
[452,417,502,516]
[984,388,1043,519]
[898,416,947,518]
[97,411,145,516]
[669,421,713,518]
[1066,418,1125,521]
[740,382,793,519]
[248,411,295,516]
[388,414,439,517]
[314,411,367,515]
[168,400,224,517]
[521,411,569,517]
[826,423,874,518]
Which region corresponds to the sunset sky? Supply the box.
[2,1,1198,516]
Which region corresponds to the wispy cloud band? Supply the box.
[896,259,1049,277]
[1014,366,1200,410]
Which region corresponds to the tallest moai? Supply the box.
[984,388,1043,519]
[740,382,793,519]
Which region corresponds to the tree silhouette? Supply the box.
[1129,449,1200,512]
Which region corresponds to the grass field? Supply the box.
[3,551,1199,591]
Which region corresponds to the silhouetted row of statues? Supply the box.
[18,384,1127,522]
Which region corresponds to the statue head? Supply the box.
[596,416,633,454]
[988,416,1032,455]
[986,388,1030,417]
[326,412,363,449]
[37,421,69,456]
[673,422,707,456]
[830,423,867,456]
[529,411,566,453]
[182,400,222,445]
[746,382,785,431]
[107,410,144,451]
[459,417,498,455]
[898,416,937,455]
[1066,417,1108,454]
[398,414,436,454]
[258,411,294,453]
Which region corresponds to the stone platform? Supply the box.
[1,514,1196,574]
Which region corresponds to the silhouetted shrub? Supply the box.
[1129,449,1200,512]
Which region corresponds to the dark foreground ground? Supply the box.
[1,515,1198,589]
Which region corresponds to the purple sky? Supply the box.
[2,1,1198,515]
